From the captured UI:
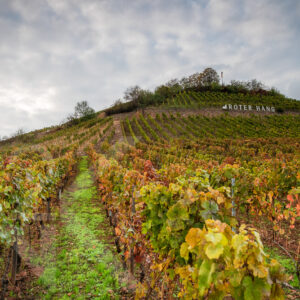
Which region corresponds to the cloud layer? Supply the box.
[0,0,299,136]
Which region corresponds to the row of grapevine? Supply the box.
[125,118,139,144]
[165,114,194,140]
[0,147,78,290]
[0,148,77,244]
[120,120,128,144]
[158,113,177,136]
[121,113,300,143]
[133,117,151,143]
[129,139,300,244]
[147,115,169,140]
[88,145,287,299]
[139,114,160,142]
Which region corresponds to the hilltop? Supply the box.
[105,69,300,116]
[106,89,300,116]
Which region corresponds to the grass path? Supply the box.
[29,156,124,299]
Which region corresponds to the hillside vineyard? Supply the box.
[0,90,299,299]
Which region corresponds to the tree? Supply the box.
[139,89,154,111]
[124,86,143,103]
[228,79,265,92]
[66,101,95,124]
[155,85,171,99]
[180,76,193,89]
[248,79,265,91]
[228,80,248,92]
[166,79,182,94]
[179,72,203,89]
[198,68,220,86]
[123,86,156,112]
[74,101,95,118]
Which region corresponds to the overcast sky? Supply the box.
[0,0,299,137]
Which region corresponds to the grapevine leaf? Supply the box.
[198,259,215,296]
[205,243,224,259]
[242,276,269,300]
[185,228,203,248]
[247,255,268,278]
[229,269,244,287]
[205,232,228,246]
[180,242,189,261]
[167,202,189,221]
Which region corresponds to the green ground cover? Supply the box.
[32,157,121,299]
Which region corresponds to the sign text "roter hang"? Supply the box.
[222,104,275,112]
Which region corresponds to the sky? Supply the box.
[0,0,299,137]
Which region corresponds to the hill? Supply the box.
[0,82,299,299]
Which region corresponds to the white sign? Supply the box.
[222,104,275,112]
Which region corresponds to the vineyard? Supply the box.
[160,91,300,112]
[0,103,300,299]
[122,113,300,143]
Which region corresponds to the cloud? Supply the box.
[0,0,299,136]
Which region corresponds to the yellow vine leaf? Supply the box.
[180,242,189,261]
[185,228,203,248]
[205,243,224,259]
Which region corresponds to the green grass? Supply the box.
[35,156,120,299]
[266,246,300,290]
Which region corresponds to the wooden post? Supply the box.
[108,210,113,226]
